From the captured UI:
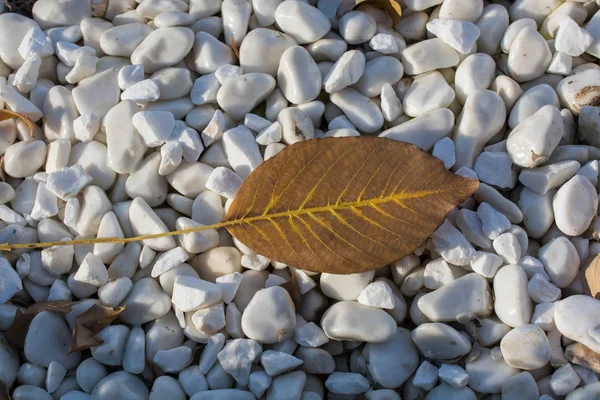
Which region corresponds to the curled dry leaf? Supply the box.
[0,109,35,137]
[565,342,600,374]
[231,36,240,58]
[69,304,125,353]
[281,267,301,307]
[27,300,74,314]
[337,0,402,25]
[226,137,478,273]
[5,301,74,348]
[583,254,600,299]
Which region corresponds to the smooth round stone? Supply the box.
[131,27,194,73]
[118,278,171,325]
[306,32,348,62]
[0,13,38,69]
[32,0,91,29]
[379,108,454,151]
[402,71,454,117]
[241,286,295,343]
[364,328,419,389]
[411,323,472,361]
[100,23,154,57]
[150,376,186,400]
[102,101,147,174]
[155,11,195,27]
[69,141,116,190]
[552,175,598,236]
[501,19,537,54]
[320,301,396,342]
[43,85,79,142]
[517,188,555,239]
[439,0,483,21]
[190,247,243,282]
[555,295,600,354]
[320,271,375,301]
[567,382,600,400]
[216,73,276,120]
[500,324,551,370]
[454,53,496,104]
[277,46,321,104]
[274,0,330,44]
[278,107,314,144]
[167,162,213,198]
[417,273,493,322]
[92,371,149,400]
[453,90,506,169]
[72,67,120,119]
[191,389,255,400]
[91,325,130,366]
[508,84,560,129]
[12,385,52,400]
[193,32,236,74]
[493,264,532,328]
[24,311,81,369]
[353,56,403,98]
[146,313,184,360]
[0,334,19,387]
[401,38,460,75]
[466,348,519,394]
[426,384,476,400]
[330,88,383,133]
[3,140,46,178]
[538,236,579,288]
[239,28,298,76]
[338,11,377,45]
[125,152,167,207]
[507,27,552,82]
[556,69,600,115]
[233,270,268,312]
[151,68,194,100]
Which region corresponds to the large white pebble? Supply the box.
[119,278,171,325]
[92,371,149,400]
[320,271,375,301]
[24,311,81,369]
[411,323,472,360]
[131,27,194,73]
[402,71,455,117]
[538,236,580,288]
[277,46,321,104]
[274,0,330,44]
[320,301,396,342]
[401,38,460,75]
[338,11,377,45]
[100,23,153,57]
[508,84,560,129]
[192,32,236,75]
[465,348,519,394]
[217,73,276,120]
[555,295,600,354]
[330,88,383,133]
[454,53,495,104]
[379,108,454,151]
[552,174,598,236]
[500,324,551,370]
[241,286,295,343]
[353,56,403,98]
[4,140,46,178]
[507,27,552,82]
[493,264,532,328]
[556,69,600,115]
[239,28,297,77]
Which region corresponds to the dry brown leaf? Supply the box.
[27,300,74,314]
[68,304,125,353]
[231,36,240,58]
[337,0,402,25]
[0,109,35,137]
[5,309,34,349]
[0,379,10,400]
[281,268,302,307]
[583,254,600,299]
[566,343,600,373]
[226,137,478,274]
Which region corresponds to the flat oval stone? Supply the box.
[100,23,154,57]
[33,0,91,29]
[507,27,551,82]
[102,101,147,174]
[119,278,171,325]
[190,246,242,282]
[500,324,550,370]
[125,152,167,207]
[217,73,276,120]
[277,46,321,104]
[24,311,81,369]
[0,13,39,69]
[239,28,298,76]
[493,264,532,328]
[353,56,404,98]
[508,84,559,129]
[92,371,149,400]
[330,88,383,133]
[131,27,194,73]
[556,69,600,115]
[417,273,493,322]
[466,348,519,394]
[320,271,375,301]
[364,328,419,389]
[193,32,236,74]
[402,71,454,117]
[553,175,598,236]
[4,140,46,178]
[69,141,116,190]
[401,38,460,75]
[274,0,331,44]
[411,323,472,360]
[150,67,194,100]
[43,85,79,142]
[72,67,120,118]
[241,286,295,343]
[321,301,396,342]
[379,108,455,151]
[555,295,600,354]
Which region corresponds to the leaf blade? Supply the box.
[225,137,478,273]
[0,109,35,137]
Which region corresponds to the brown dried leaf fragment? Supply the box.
[337,0,402,25]
[5,309,34,349]
[231,36,240,58]
[226,137,478,274]
[0,109,35,137]
[27,300,74,314]
[68,304,126,353]
[566,343,600,374]
[281,268,301,307]
[583,254,600,299]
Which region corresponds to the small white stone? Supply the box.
[369,33,399,54]
[528,273,561,304]
[426,18,481,54]
[154,346,193,374]
[241,254,271,271]
[323,50,366,94]
[294,322,329,348]
[169,121,204,163]
[518,160,580,194]
[432,137,455,169]
[493,232,522,265]
[577,160,599,187]
[215,272,243,303]
[118,65,144,90]
[478,202,511,240]
[121,79,160,103]
[16,253,31,279]
[431,219,476,266]
[412,361,438,391]
[438,364,469,388]
[470,251,503,278]
[249,371,271,399]
[357,281,395,309]
[550,363,581,396]
[206,167,243,200]
[13,55,41,93]
[73,113,100,142]
[0,85,43,121]
[474,152,517,190]
[555,17,593,57]
[261,350,303,377]
[201,109,226,147]
[265,274,286,288]
[55,42,95,67]
[494,264,532,328]
[0,205,26,226]
[74,253,108,287]
[151,247,190,278]
[159,141,183,176]
[547,51,572,75]
[215,64,243,85]
[553,174,598,236]
[531,301,558,331]
[47,280,71,301]
[46,165,93,200]
[30,183,58,220]
[132,110,176,147]
[244,113,270,133]
[380,83,402,122]
[538,236,580,288]
[292,269,316,295]
[65,55,98,84]
[223,125,263,179]
[191,73,221,106]
[41,244,74,276]
[217,338,262,384]
[191,303,226,333]
[18,27,53,59]
[45,361,66,394]
[0,257,22,303]
[325,372,370,395]
[98,277,133,308]
[172,275,222,312]
[256,122,282,145]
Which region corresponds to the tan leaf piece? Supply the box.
[69,304,125,353]
[5,301,74,349]
[0,109,35,137]
[226,137,478,273]
[566,343,600,374]
[583,254,600,299]
[337,0,402,25]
